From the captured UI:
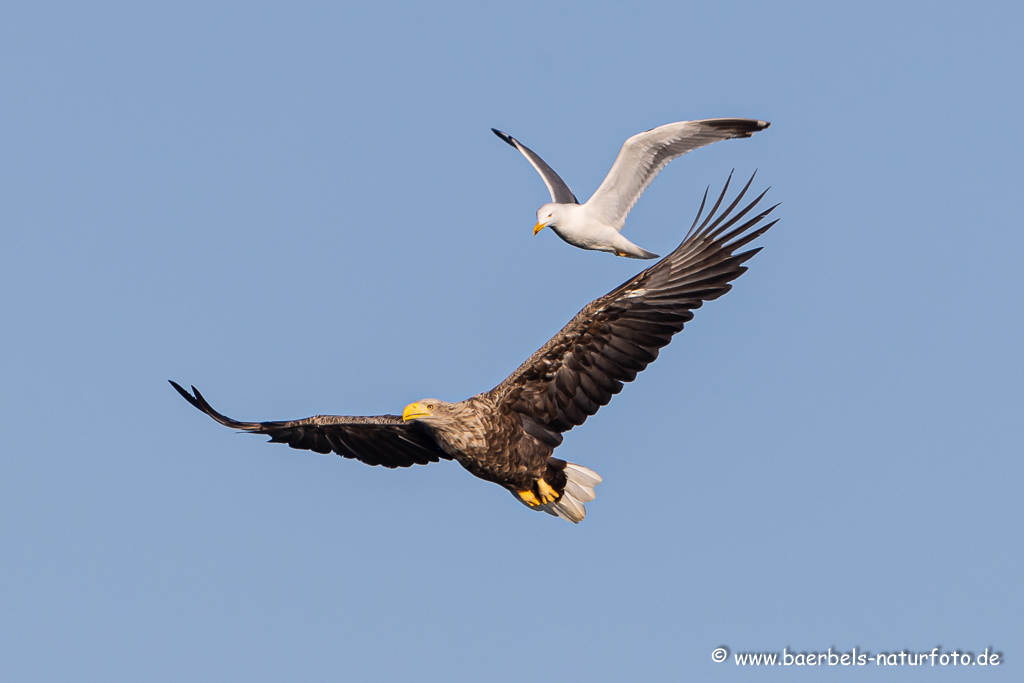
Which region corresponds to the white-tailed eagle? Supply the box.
[171,173,777,522]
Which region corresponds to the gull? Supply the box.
[493,118,770,259]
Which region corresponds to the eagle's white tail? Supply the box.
[542,462,602,523]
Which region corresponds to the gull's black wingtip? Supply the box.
[740,120,771,133]
[491,128,517,147]
[707,119,771,138]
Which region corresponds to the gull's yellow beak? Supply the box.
[533,221,546,236]
[402,402,430,422]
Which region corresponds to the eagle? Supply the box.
[170,173,777,522]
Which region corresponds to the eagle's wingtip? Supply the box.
[169,379,196,404]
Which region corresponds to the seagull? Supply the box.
[170,175,777,523]
[493,118,770,259]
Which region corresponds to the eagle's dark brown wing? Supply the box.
[169,382,451,468]
[488,172,778,448]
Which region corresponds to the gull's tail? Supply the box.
[612,233,659,260]
[621,245,659,260]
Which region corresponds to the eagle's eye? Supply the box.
[427,403,435,410]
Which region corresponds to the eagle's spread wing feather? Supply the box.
[488,172,777,447]
[169,382,451,468]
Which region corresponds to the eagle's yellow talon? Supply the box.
[517,489,541,507]
[536,479,559,504]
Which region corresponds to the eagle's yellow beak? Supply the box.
[533,221,546,236]
[402,402,431,422]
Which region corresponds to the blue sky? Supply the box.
[2,1,1021,680]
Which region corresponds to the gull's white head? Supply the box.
[534,203,562,235]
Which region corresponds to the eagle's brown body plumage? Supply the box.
[171,173,777,522]
[414,395,564,492]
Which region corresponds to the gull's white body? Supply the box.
[494,118,770,259]
[538,202,656,258]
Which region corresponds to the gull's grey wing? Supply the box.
[170,381,451,468]
[492,128,579,205]
[588,118,770,230]
[487,172,777,448]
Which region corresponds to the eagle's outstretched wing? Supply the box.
[488,172,778,448]
[169,382,451,468]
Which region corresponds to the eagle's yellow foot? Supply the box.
[516,479,560,507]
[535,478,559,504]
[517,489,541,507]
